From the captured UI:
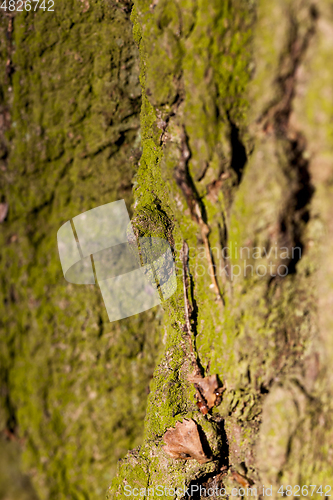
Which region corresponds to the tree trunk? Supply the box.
[0,2,161,499]
[108,0,333,497]
[1,0,333,499]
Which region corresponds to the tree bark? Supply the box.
[1,0,333,499]
[108,0,333,497]
[0,2,161,499]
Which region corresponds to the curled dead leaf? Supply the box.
[189,374,225,415]
[162,419,211,464]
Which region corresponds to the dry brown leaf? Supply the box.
[189,374,225,414]
[162,419,211,464]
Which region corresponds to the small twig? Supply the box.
[195,207,223,306]
[174,128,224,310]
[182,241,191,336]
[182,241,202,377]
[183,241,227,414]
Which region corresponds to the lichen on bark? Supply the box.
[0,2,162,499]
[108,0,333,497]
[1,0,333,498]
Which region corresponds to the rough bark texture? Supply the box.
[0,2,162,499]
[108,0,333,497]
[1,0,333,499]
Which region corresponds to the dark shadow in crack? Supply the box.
[227,112,247,185]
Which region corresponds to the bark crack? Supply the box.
[174,127,224,307]
[259,5,318,279]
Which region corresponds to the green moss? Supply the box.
[108,0,259,496]
[2,0,331,496]
[0,439,39,500]
[108,0,333,495]
[0,2,164,499]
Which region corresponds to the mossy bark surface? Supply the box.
[108,0,333,498]
[0,2,162,499]
[1,0,333,499]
